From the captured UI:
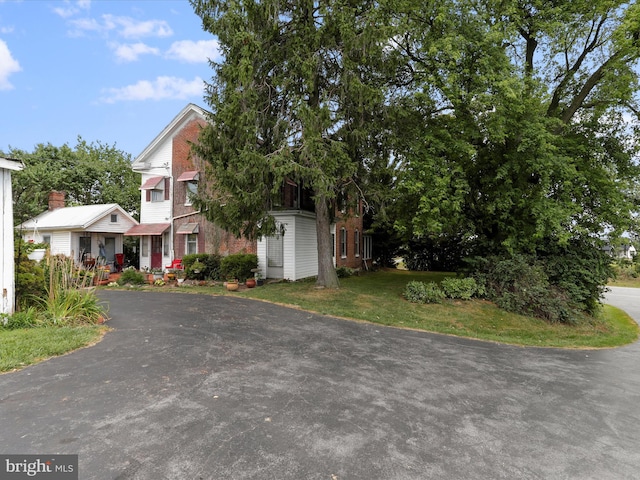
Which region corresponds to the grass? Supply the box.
[234,269,639,349]
[0,326,107,373]
[608,276,640,288]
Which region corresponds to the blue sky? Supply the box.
[0,0,221,158]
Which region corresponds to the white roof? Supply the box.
[131,103,208,171]
[18,204,137,231]
[0,157,24,171]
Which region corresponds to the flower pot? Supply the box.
[245,278,256,288]
[226,281,239,292]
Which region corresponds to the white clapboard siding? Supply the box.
[51,231,72,256]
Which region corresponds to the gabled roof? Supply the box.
[131,103,208,172]
[17,204,138,231]
[0,157,24,171]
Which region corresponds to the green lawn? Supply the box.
[4,270,637,374]
[237,269,638,349]
[0,326,107,373]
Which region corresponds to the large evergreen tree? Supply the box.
[190,0,386,288]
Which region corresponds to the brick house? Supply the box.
[125,104,254,271]
[126,103,371,280]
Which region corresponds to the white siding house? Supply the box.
[1,157,23,315]
[256,212,319,282]
[18,201,138,271]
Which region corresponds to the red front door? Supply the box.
[151,236,163,269]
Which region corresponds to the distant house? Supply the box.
[127,103,372,280]
[1,157,23,315]
[18,191,138,271]
[604,243,637,260]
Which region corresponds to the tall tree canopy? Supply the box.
[388,0,640,255]
[6,138,141,225]
[190,0,387,287]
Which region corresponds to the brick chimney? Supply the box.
[48,191,66,211]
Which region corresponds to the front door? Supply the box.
[151,236,163,270]
[104,237,116,265]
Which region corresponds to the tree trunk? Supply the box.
[315,194,339,288]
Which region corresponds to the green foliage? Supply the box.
[0,307,40,330]
[470,254,589,324]
[403,281,445,304]
[336,266,356,278]
[31,255,106,326]
[384,0,640,291]
[7,138,141,225]
[220,254,258,282]
[182,253,221,280]
[440,277,478,300]
[117,268,147,285]
[14,237,46,310]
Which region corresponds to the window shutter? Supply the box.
[164,178,170,200]
[146,189,151,202]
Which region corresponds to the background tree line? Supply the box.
[4,137,140,227]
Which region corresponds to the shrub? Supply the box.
[404,281,445,304]
[336,266,355,278]
[0,307,40,330]
[441,277,478,300]
[183,253,221,280]
[469,254,580,324]
[117,268,147,285]
[220,253,258,282]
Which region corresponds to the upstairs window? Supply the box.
[177,171,199,206]
[141,176,169,203]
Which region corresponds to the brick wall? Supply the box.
[171,116,257,258]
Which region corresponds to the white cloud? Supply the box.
[53,0,91,19]
[0,39,21,90]
[0,26,14,34]
[69,14,173,39]
[111,42,159,62]
[100,76,204,103]
[165,39,221,63]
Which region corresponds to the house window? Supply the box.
[151,189,164,202]
[110,214,118,223]
[79,236,91,257]
[267,235,284,267]
[42,235,51,245]
[354,229,360,257]
[363,235,372,260]
[338,190,348,214]
[186,234,197,255]
[141,238,148,257]
[185,181,197,206]
[340,228,347,258]
[331,233,335,258]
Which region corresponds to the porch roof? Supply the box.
[124,223,170,236]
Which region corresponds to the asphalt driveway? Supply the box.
[1,290,640,479]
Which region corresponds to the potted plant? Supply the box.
[176,270,186,284]
[191,260,205,274]
[151,268,164,280]
[226,278,239,291]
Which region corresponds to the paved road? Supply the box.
[605,286,640,324]
[1,290,639,479]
